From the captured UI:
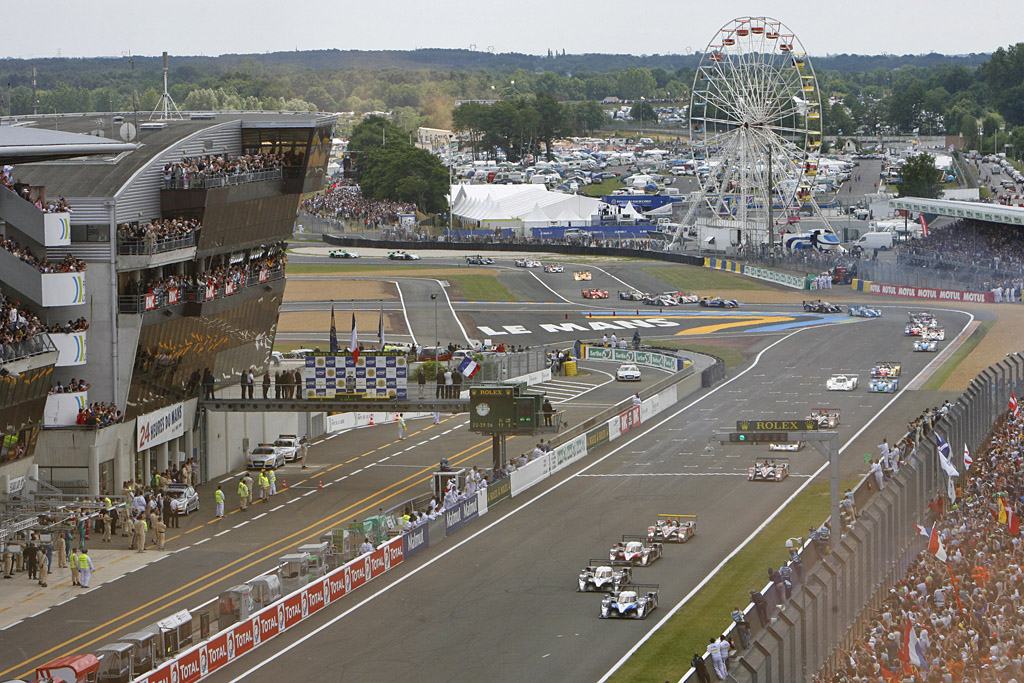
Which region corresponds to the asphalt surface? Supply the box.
[203,305,976,683]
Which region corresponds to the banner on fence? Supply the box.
[851,279,994,303]
[549,434,588,474]
[586,422,610,451]
[487,476,511,507]
[144,293,156,311]
[509,456,550,496]
[618,405,641,436]
[582,345,689,372]
[704,257,742,273]
[742,265,807,289]
[444,494,481,535]
[205,283,215,301]
[168,288,180,305]
[402,523,429,558]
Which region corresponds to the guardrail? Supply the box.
[162,169,282,190]
[117,233,197,255]
[0,333,56,364]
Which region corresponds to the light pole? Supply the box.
[639,96,645,139]
[430,293,438,350]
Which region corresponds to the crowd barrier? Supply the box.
[579,344,692,372]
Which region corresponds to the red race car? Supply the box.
[582,288,609,299]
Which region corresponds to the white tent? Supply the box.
[521,203,555,229]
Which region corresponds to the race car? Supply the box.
[808,407,841,428]
[914,339,939,352]
[826,374,859,391]
[165,483,200,515]
[699,297,739,308]
[748,458,790,482]
[514,258,541,268]
[582,288,609,299]
[573,270,593,281]
[905,312,938,336]
[803,300,844,314]
[848,304,882,318]
[609,535,663,567]
[871,362,901,378]
[599,584,659,620]
[465,255,495,265]
[387,250,420,260]
[674,294,700,304]
[578,560,633,593]
[646,514,696,543]
[543,263,564,273]
[643,294,679,307]
[922,328,946,341]
[618,290,645,301]
[328,249,360,259]
[868,377,900,393]
[768,441,804,452]
[616,364,642,381]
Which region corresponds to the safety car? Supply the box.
[272,434,301,462]
[582,288,609,299]
[165,483,200,515]
[868,377,899,393]
[922,328,945,341]
[913,339,938,352]
[328,249,360,259]
[247,444,285,470]
[599,584,659,620]
[748,458,790,481]
[699,297,740,308]
[803,300,844,314]
[870,362,901,378]
[808,407,841,428]
[618,290,646,301]
[387,250,420,260]
[615,364,642,381]
[465,255,495,265]
[609,535,663,566]
[647,515,696,543]
[768,440,804,452]
[543,263,564,273]
[578,560,633,593]
[826,374,859,391]
[573,270,593,281]
[848,304,882,318]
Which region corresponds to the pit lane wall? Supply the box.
[850,278,995,303]
[138,536,406,683]
[704,258,807,290]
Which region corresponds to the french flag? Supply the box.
[457,357,480,378]
[1011,393,1020,419]
[928,526,948,562]
[963,443,972,470]
[900,615,928,671]
[913,524,931,538]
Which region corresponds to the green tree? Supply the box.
[566,101,607,135]
[981,43,1024,125]
[534,94,566,160]
[630,100,656,123]
[615,68,656,101]
[896,153,942,199]
[360,146,449,214]
[961,114,980,150]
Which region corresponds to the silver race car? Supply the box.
[578,559,633,592]
[609,535,664,567]
[647,515,696,543]
[600,584,659,619]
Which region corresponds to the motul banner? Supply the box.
[851,279,994,303]
[144,293,156,311]
[168,288,180,305]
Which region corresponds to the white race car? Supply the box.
[826,374,859,391]
[515,258,541,268]
[922,328,945,341]
[808,408,840,428]
[544,263,564,273]
[646,515,696,543]
[748,459,790,481]
[616,364,642,381]
[578,560,633,593]
[609,536,663,567]
[600,584,659,619]
[871,362,902,378]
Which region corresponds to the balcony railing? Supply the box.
[0,333,57,364]
[117,232,198,256]
[162,169,283,190]
[117,267,284,313]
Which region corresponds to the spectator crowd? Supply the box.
[162,152,284,188]
[0,235,86,273]
[118,217,201,249]
[50,378,89,394]
[2,164,71,213]
[121,248,285,306]
[1,291,51,360]
[301,181,417,229]
[75,402,123,426]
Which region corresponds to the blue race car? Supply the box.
[599,584,659,619]
[849,304,882,318]
[868,378,899,393]
[699,297,740,309]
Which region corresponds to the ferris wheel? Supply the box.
[677,17,825,248]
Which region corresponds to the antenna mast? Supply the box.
[150,51,183,120]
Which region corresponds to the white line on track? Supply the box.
[28,608,49,619]
[194,537,210,545]
[429,435,440,440]
[270,505,285,512]
[527,271,577,305]
[431,278,471,344]
[302,490,316,497]
[233,521,249,529]
[351,468,363,474]
[252,513,267,520]
[441,430,452,435]
[214,529,230,537]
[2,620,23,630]
[392,280,417,346]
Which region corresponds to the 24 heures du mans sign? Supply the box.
[736,419,819,431]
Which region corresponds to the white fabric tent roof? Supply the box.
[450,184,603,226]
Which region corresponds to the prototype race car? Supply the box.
[578,560,633,593]
[515,258,541,268]
[914,339,939,352]
[609,536,663,567]
[573,270,593,281]
[769,441,804,452]
[803,300,844,314]
[582,288,609,299]
[748,458,790,482]
[465,255,495,265]
[922,328,946,341]
[644,294,679,307]
[699,297,740,309]
[599,584,659,620]
[674,294,700,304]
[544,263,564,273]
[387,250,420,260]
[826,374,859,391]
[618,290,646,301]
[905,312,938,336]
[871,362,902,378]
[616,364,642,381]
[808,407,841,428]
[869,377,900,393]
[646,514,696,543]
[848,304,882,318]
[328,249,360,259]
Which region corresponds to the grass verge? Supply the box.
[642,266,766,292]
[582,177,626,196]
[444,274,517,302]
[286,264,473,275]
[655,341,748,370]
[920,320,991,391]
[610,478,859,683]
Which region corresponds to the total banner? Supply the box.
[139,537,404,683]
[144,293,156,311]
[582,345,689,372]
[851,279,994,303]
[168,288,180,305]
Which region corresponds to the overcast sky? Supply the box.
[3,1,1020,59]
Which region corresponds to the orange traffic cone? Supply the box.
[369,413,375,426]
[318,479,323,489]
[612,311,616,316]
[282,478,287,490]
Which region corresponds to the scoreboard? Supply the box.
[303,352,408,400]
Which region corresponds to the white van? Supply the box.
[854,231,893,251]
